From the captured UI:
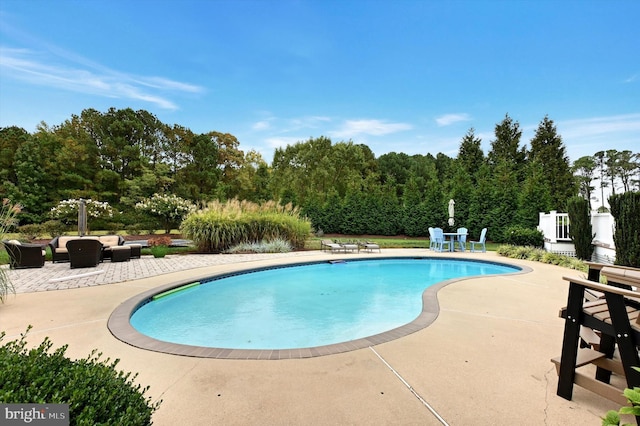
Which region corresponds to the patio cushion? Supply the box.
[57,236,77,248]
[99,235,120,247]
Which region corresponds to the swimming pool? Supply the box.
[112,257,524,358]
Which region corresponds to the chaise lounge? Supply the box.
[359,241,381,253]
[321,239,345,253]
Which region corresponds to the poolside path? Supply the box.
[5,251,317,293]
[1,250,628,425]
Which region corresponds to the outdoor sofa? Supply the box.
[48,235,125,263]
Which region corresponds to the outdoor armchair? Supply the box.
[66,239,103,268]
[2,240,46,269]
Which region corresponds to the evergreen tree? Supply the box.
[468,164,493,239]
[572,155,597,210]
[447,163,474,230]
[605,149,621,195]
[489,161,519,241]
[422,164,447,230]
[456,128,484,181]
[594,151,609,212]
[0,126,30,187]
[609,191,640,267]
[487,114,526,174]
[5,137,50,223]
[402,175,426,236]
[528,116,576,211]
[517,160,553,228]
[567,196,594,261]
[615,150,639,192]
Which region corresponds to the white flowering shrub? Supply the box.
[50,199,114,224]
[135,193,195,234]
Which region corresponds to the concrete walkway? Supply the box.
[0,250,628,425]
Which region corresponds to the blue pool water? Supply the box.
[130,258,518,350]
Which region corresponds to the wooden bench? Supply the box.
[552,263,640,419]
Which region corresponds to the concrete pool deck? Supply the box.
[0,249,627,425]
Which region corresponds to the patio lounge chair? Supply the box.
[67,239,103,268]
[470,228,487,253]
[321,239,345,253]
[552,264,640,421]
[359,240,381,253]
[2,240,46,269]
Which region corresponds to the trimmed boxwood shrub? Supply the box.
[42,220,68,238]
[0,328,160,425]
[17,224,44,241]
[503,225,544,248]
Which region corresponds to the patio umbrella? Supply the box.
[78,199,87,236]
[448,199,455,227]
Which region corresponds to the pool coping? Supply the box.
[107,256,532,359]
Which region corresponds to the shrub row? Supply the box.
[496,245,587,272]
[503,225,544,248]
[0,328,160,425]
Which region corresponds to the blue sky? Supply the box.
[1,0,638,164]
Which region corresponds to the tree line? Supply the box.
[1,107,638,242]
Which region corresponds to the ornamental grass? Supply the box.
[180,199,311,253]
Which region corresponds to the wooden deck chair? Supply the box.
[552,265,640,421]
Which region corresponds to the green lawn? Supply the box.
[306,236,499,251]
[1,234,498,265]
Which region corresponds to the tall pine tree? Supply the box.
[487,114,526,174]
[528,116,576,211]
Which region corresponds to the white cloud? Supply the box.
[0,45,204,110]
[285,116,331,132]
[330,119,412,138]
[435,113,471,127]
[252,120,272,130]
[265,136,304,150]
[557,113,640,161]
[559,113,640,139]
